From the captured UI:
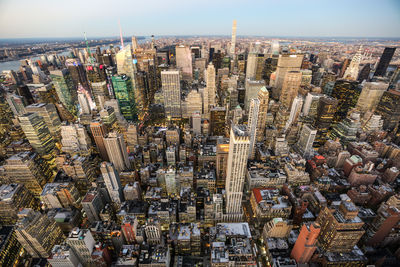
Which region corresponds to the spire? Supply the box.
[119,19,124,49]
[343,45,363,80]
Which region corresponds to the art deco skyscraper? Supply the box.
[162,70,181,118]
[280,71,302,110]
[100,162,123,204]
[103,132,130,172]
[374,47,396,77]
[343,46,363,80]
[175,45,193,81]
[90,120,109,161]
[18,112,55,157]
[15,209,64,258]
[255,86,269,142]
[225,125,250,221]
[230,20,237,55]
[205,63,216,109]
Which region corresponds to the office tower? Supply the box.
[81,188,105,223]
[0,184,37,224]
[104,132,130,172]
[175,45,193,81]
[302,92,322,118]
[358,63,371,82]
[343,46,363,80]
[316,201,365,252]
[18,112,55,156]
[210,107,226,136]
[15,209,64,258]
[331,79,360,122]
[25,103,61,137]
[183,89,202,118]
[230,20,237,55]
[356,82,389,113]
[329,112,361,145]
[67,228,95,266]
[78,91,91,115]
[90,121,109,161]
[248,99,259,160]
[116,44,141,109]
[50,69,77,116]
[375,89,400,131]
[285,95,303,131]
[65,58,90,90]
[280,71,302,110]
[291,222,320,264]
[205,63,216,108]
[273,54,303,98]
[374,47,396,77]
[112,74,137,121]
[256,86,269,142]
[314,96,338,145]
[246,53,265,80]
[91,81,109,109]
[60,123,91,153]
[244,79,265,111]
[48,244,82,267]
[192,111,201,135]
[296,124,317,157]
[4,152,52,197]
[0,226,24,267]
[161,70,181,118]
[131,36,139,51]
[216,138,229,188]
[126,123,138,152]
[6,94,26,116]
[100,162,123,204]
[225,125,250,221]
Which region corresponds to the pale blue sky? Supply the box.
[0,0,399,38]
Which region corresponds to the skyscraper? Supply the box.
[295,124,317,157]
[210,107,226,136]
[290,222,320,264]
[18,112,55,156]
[355,82,388,113]
[244,79,265,111]
[4,152,52,197]
[112,75,137,121]
[343,46,363,80]
[104,132,130,172]
[205,63,216,109]
[247,99,259,160]
[50,69,77,116]
[175,45,193,81]
[61,123,91,153]
[116,44,142,111]
[161,70,181,118]
[225,125,250,221]
[67,228,95,266]
[230,20,237,55]
[256,86,269,142]
[375,89,400,131]
[100,162,123,204]
[78,91,91,115]
[25,103,61,137]
[331,79,360,122]
[273,54,303,99]
[90,120,109,161]
[279,71,302,110]
[15,209,64,258]
[374,47,396,77]
[65,58,90,90]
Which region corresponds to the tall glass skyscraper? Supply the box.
[50,69,77,116]
[112,75,137,121]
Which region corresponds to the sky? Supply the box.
[0,0,399,39]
